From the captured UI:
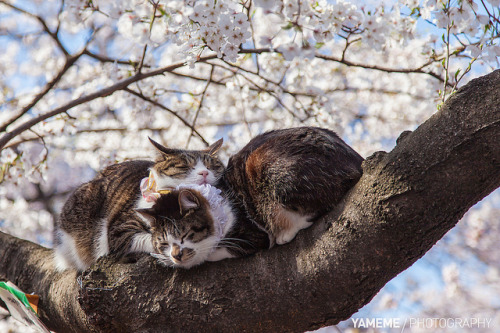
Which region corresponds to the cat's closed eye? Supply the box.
[191,226,207,233]
[157,240,170,251]
[163,167,190,177]
[173,164,189,171]
[203,156,224,171]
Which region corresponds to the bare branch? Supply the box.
[123,88,209,146]
[239,48,447,83]
[4,127,188,151]
[0,54,219,150]
[0,1,69,56]
[186,66,215,147]
[82,49,144,68]
[0,53,83,133]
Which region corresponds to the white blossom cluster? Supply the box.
[51,0,500,65]
[419,0,500,63]
[62,0,252,64]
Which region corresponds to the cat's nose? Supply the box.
[172,249,183,261]
[198,170,209,178]
[171,244,183,261]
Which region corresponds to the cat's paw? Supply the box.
[274,209,313,245]
[275,229,300,245]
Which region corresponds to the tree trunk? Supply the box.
[1,70,499,333]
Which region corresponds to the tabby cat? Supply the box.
[53,138,224,271]
[137,127,364,268]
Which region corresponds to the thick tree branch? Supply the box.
[0,233,92,332]
[1,70,499,332]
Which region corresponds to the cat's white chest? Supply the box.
[136,195,154,209]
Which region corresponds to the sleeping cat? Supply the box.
[137,127,364,268]
[53,137,224,271]
[137,184,240,268]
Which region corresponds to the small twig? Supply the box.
[55,0,65,36]
[137,45,148,74]
[340,32,361,62]
[0,52,83,133]
[0,1,69,56]
[244,2,261,75]
[480,0,500,25]
[441,1,452,104]
[123,88,209,146]
[4,127,187,150]
[0,54,219,150]
[186,66,215,148]
[239,48,448,84]
[314,52,447,84]
[211,61,309,121]
[82,50,143,68]
[216,60,317,98]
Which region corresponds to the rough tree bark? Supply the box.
[1,70,499,333]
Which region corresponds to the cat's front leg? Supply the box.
[108,218,154,257]
[274,208,314,245]
[206,248,236,262]
[129,232,155,253]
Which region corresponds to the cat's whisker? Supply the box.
[150,252,175,266]
[214,244,245,253]
[170,220,181,234]
[217,241,244,249]
[218,238,252,249]
[184,254,198,261]
[219,237,255,246]
[191,245,221,253]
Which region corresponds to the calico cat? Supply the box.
[53,137,224,271]
[137,127,364,268]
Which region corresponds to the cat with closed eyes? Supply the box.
[53,137,224,271]
[137,127,364,268]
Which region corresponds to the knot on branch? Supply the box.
[361,151,387,173]
[396,130,413,145]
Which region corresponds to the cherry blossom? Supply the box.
[0,0,499,331]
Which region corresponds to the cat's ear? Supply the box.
[135,208,156,225]
[148,137,180,156]
[204,138,223,156]
[178,190,200,214]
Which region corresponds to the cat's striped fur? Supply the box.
[53,138,224,271]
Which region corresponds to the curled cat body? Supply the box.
[53,138,224,271]
[138,127,364,268]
